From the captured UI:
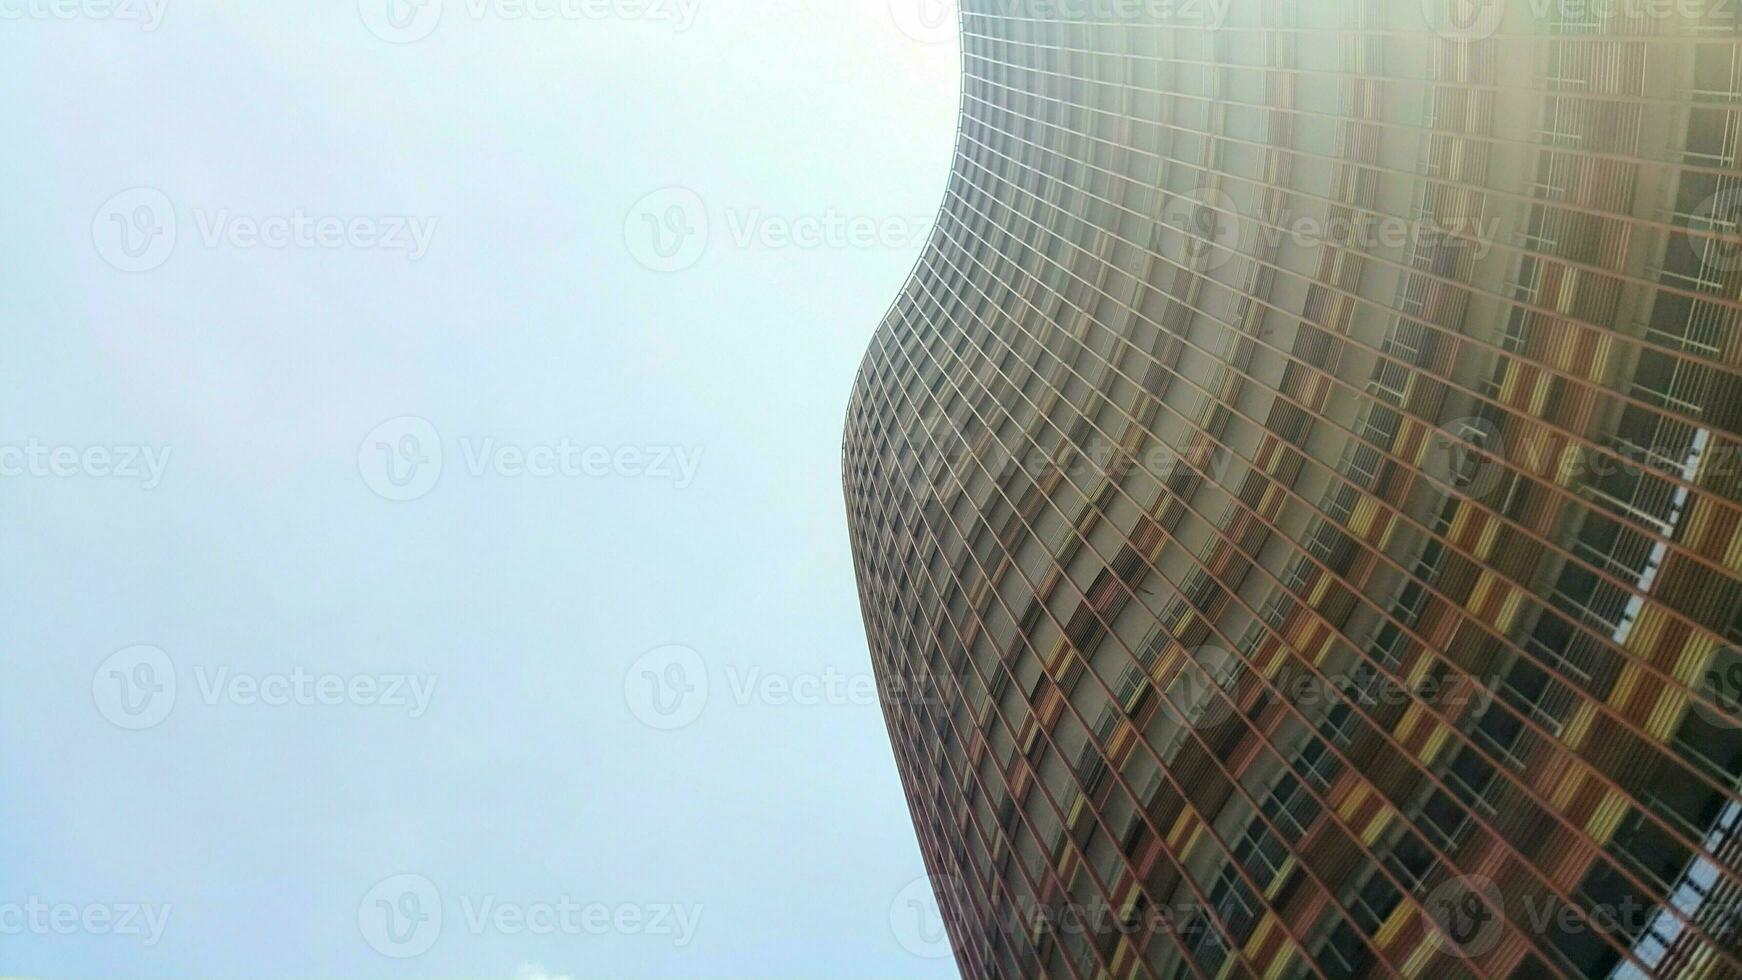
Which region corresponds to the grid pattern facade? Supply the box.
[844,2,1742,978]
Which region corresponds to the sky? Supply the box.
[0,1,962,976]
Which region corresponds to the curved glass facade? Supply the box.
[844,2,1742,977]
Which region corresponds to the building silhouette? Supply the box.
[844,2,1742,977]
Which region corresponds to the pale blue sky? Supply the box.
[0,2,960,976]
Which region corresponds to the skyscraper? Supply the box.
[844,2,1742,977]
